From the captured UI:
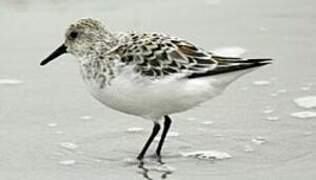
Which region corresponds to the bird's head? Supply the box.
[40,18,116,66]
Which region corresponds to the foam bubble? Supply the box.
[181,150,232,160]
[47,123,58,127]
[294,96,316,109]
[60,142,78,150]
[200,121,214,125]
[253,80,271,86]
[0,79,23,85]
[79,115,93,120]
[59,160,76,165]
[126,127,144,133]
[266,116,280,121]
[251,137,267,145]
[291,111,316,119]
[263,109,274,114]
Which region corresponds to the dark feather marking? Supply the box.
[149,59,161,67]
[168,50,183,60]
[121,55,133,63]
[195,58,214,64]
[152,44,164,52]
[178,45,206,57]
[169,60,181,68]
[187,61,271,79]
[142,69,155,76]
[144,51,155,59]
[153,68,162,77]
[162,67,178,74]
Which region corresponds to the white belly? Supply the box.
[82,67,255,121]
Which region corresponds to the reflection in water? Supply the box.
[137,162,174,180]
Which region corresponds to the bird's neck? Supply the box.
[79,55,117,89]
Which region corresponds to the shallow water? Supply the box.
[0,0,316,179]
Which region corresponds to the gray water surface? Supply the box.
[0,0,315,179]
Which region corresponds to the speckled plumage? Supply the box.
[78,30,220,88]
[41,18,272,161]
[116,32,217,78]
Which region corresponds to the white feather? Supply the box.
[83,65,255,121]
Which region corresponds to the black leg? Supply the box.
[155,115,172,159]
[137,122,160,160]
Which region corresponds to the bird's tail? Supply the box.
[188,56,272,79]
[211,56,273,74]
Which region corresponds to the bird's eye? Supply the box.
[70,31,78,39]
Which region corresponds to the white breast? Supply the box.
[82,65,255,121]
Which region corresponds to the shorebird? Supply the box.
[40,18,272,162]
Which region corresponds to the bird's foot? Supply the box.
[136,155,145,166]
[154,153,165,164]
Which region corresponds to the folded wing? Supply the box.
[116,33,272,79]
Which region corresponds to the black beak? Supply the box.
[40,44,67,66]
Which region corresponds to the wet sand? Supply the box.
[0,0,315,179]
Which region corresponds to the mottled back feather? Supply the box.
[115,33,271,79]
[115,33,217,78]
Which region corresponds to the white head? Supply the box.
[41,18,117,65]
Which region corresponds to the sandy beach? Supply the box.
[0,0,315,179]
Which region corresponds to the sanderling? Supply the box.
[40,18,272,162]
